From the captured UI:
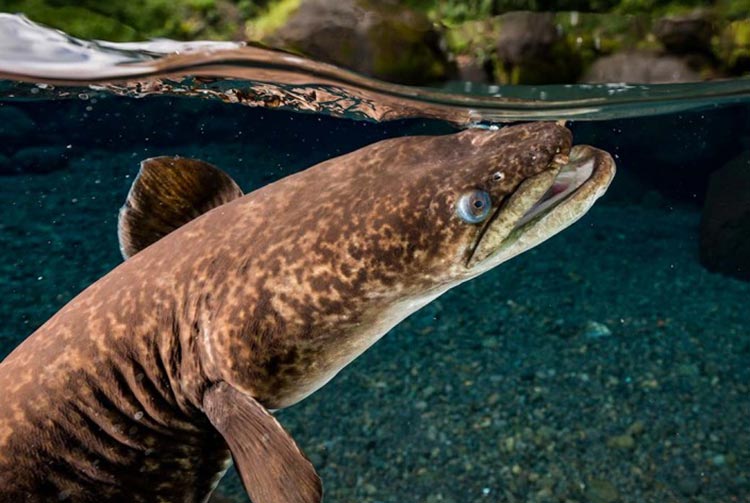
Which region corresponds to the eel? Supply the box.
[0,122,615,503]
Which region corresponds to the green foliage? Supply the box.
[4,0,138,40]
[721,19,750,72]
[400,0,496,24]
[245,0,300,40]
[5,0,742,43]
[494,0,620,12]
[719,0,750,21]
[614,0,714,14]
[3,0,257,41]
[400,0,726,24]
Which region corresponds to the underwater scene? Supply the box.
[0,3,749,503]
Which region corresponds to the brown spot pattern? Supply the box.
[0,122,571,502]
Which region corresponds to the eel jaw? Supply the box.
[467,145,616,271]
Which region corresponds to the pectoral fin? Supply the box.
[118,156,244,259]
[203,383,322,503]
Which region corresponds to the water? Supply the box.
[1,13,749,503]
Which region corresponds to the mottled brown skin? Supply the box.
[0,123,581,502]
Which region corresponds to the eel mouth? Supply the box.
[467,144,616,269]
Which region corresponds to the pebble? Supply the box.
[607,434,635,450]
[711,454,726,466]
[585,478,620,503]
[582,321,612,339]
[307,452,324,467]
[676,477,701,496]
[626,420,645,436]
[487,392,501,405]
[481,336,500,349]
[677,363,700,377]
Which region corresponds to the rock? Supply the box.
[583,51,700,83]
[494,11,580,84]
[585,478,620,503]
[582,321,611,339]
[675,477,701,496]
[573,106,745,203]
[0,153,10,175]
[0,106,37,147]
[653,11,714,55]
[626,420,645,437]
[263,0,456,85]
[719,20,750,75]
[443,18,500,79]
[711,454,726,467]
[2,146,70,175]
[700,153,750,281]
[676,363,700,377]
[607,434,635,450]
[496,11,558,63]
[455,54,491,83]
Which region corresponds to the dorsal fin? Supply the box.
[118,156,243,259]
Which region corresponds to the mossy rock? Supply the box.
[6,0,249,42]
[653,10,715,55]
[444,19,501,60]
[719,19,750,74]
[258,0,456,85]
[583,50,700,83]
[491,12,583,85]
[700,151,750,282]
[445,11,655,85]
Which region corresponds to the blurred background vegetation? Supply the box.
[1,0,746,42]
[1,0,749,85]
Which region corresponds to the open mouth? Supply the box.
[467,144,616,269]
[512,145,597,230]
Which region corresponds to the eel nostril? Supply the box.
[552,153,569,166]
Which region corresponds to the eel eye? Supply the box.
[456,190,492,224]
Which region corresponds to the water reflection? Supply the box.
[2,14,750,124]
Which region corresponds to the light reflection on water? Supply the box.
[2,13,750,124]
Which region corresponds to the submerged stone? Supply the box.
[0,106,36,146]
[700,152,750,281]
[607,434,635,450]
[675,476,701,496]
[0,153,9,175]
[585,478,620,503]
[582,320,612,339]
[1,145,69,175]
